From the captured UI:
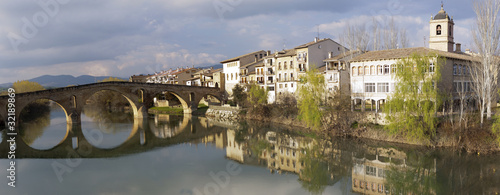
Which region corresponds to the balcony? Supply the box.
[267,71,274,75]
[296,57,307,63]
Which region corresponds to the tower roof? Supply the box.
[433,3,450,20]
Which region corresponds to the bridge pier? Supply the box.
[135,105,149,119]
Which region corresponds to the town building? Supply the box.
[221,50,268,96]
[349,4,473,112]
[260,38,348,103]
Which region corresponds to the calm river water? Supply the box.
[0,106,499,195]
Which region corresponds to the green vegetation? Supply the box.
[13,80,45,93]
[384,53,442,142]
[99,77,126,82]
[149,106,184,115]
[247,84,268,106]
[231,84,247,106]
[298,66,325,130]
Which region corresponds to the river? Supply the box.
[0,105,499,195]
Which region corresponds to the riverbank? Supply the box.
[148,105,209,116]
[234,108,500,154]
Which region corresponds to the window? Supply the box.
[291,83,294,88]
[290,61,293,69]
[365,83,376,92]
[364,66,370,76]
[378,168,386,178]
[285,84,288,88]
[384,65,390,74]
[358,66,364,75]
[429,62,435,73]
[458,65,462,75]
[453,64,458,75]
[370,65,375,75]
[284,61,287,69]
[377,83,389,92]
[462,65,467,75]
[279,84,283,88]
[391,65,397,74]
[352,67,358,76]
[290,73,294,80]
[449,25,452,36]
[377,65,383,75]
[279,62,282,70]
[437,25,442,35]
[366,166,377,176]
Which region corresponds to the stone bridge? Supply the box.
[0,115,228,158]
[0,82,225,125]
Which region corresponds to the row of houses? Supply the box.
[222,4,474,110]
[130,67,225,88]
[130,5,475,111]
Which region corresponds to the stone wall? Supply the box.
[205,105,240,122]
[360,112,388,125]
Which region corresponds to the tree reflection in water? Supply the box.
[82,105,133,134]
[298,144,330,195]
[18,100,51,146]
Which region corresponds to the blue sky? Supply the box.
[0,0,478,83]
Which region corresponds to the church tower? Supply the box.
[429,3,455,52]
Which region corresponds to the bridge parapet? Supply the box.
[0,82,226,127]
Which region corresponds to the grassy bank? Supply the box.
[149,104,209,115]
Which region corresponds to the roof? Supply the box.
[324,50,364,62]
[240,59,264,69]
[220,50,265,64]
[433,5,450,20]
[349,47,474,63]
[263,49,296,59]
[295,38,333,49]
[317,65,326,72]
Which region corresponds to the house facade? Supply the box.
[349,5,473,112]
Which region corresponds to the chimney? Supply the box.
[266,50,271,56]
[455,43,461,52]
[314,37,318,43]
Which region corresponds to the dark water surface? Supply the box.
[0,107,499,195]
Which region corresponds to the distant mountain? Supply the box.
[199,64,223,70]
[0,75,128,88]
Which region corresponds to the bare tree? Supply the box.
[372,16,380,51]
[471,0,500,123]
[400,28,409,48]
[339,23,369,52]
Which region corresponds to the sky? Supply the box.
[0,0,479,84]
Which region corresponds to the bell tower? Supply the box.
[429,3,454,52]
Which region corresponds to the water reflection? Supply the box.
[1,114,499,194]
[19,102,67,150]
[81,106,134,149]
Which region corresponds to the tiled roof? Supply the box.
[240,59,264,69]
[295,38,332,49]
[324,50,364,61]
[220,50,266,64]
[349,47,474,62]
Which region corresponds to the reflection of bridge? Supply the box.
[0,115,225,158]
[0,82,224,125]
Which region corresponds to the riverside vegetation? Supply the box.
[229,55,500,154]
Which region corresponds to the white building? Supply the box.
[221,50,268,97]
[349,4,473,112]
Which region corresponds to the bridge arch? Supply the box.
[198,93,223,107]
[147,90,192,114]
[17,98,71,150]
[81,88,144,119]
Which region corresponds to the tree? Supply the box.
[231,84,247,106]
[99,77,126,82]
[471,0,500,123]
[323,90,358,136]
[247,84,268,106]
[298,66,326,130]
[12,80,45,93]
[384,53,442,141]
